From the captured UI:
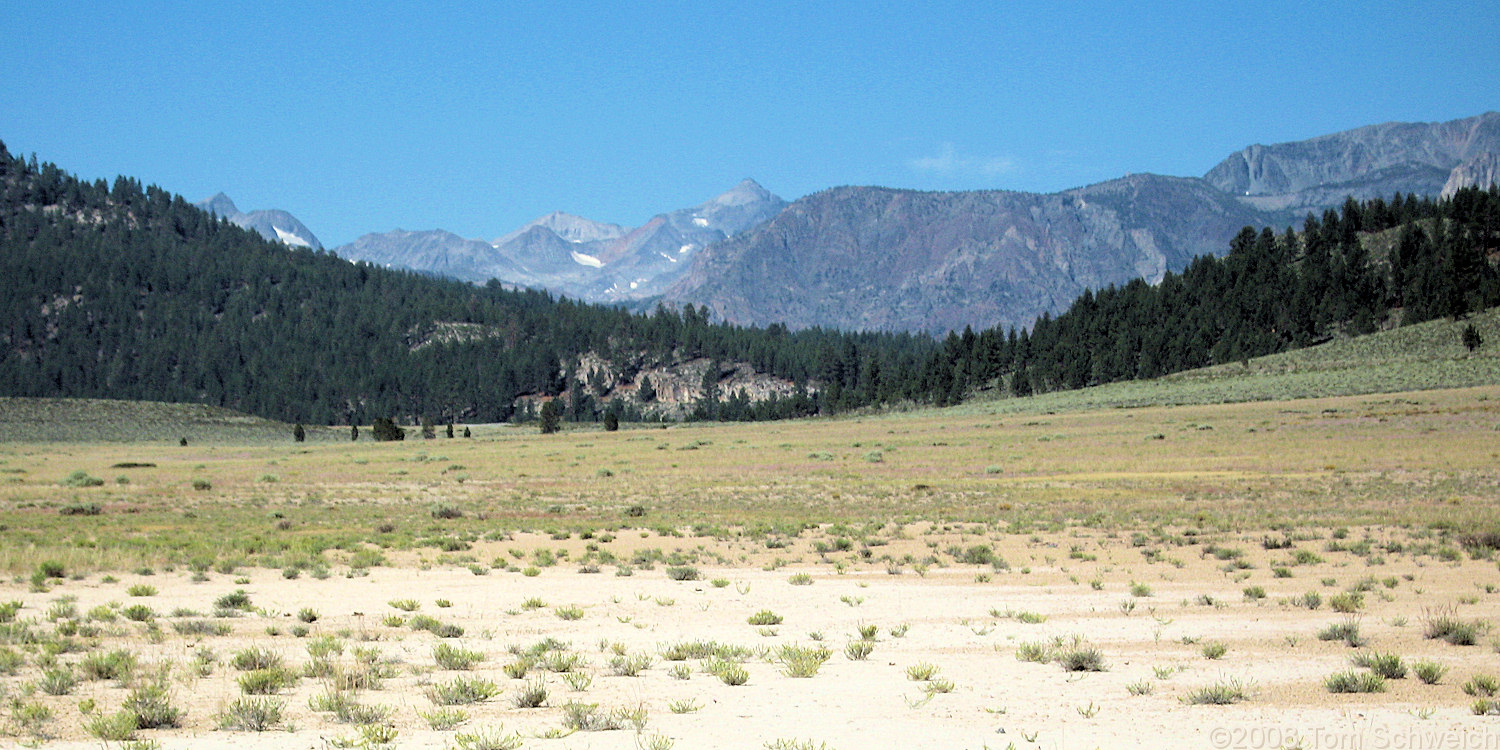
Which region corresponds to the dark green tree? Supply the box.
[1463,323,1484,352]
[350,424,359,441]
[603,408,620,432]
[538,399,561,434]
[293,423,305,442]
[372,417,405,442]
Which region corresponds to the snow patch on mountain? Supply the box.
[570,251,604,268]
[274,226,311,248]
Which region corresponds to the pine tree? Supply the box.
[539,399,561,434]
[1463,323,1484,352]
[293,423,305,442]
[350,424,359,441]
[372,417,405,442]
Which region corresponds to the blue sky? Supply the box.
[2,1,1495,246]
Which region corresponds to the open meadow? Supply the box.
[3,317,1500,748]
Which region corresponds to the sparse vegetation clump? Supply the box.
[1183,679,1251,705]
[1325,670,1386,693]
[217,697,284,731]
[427,676,501,705]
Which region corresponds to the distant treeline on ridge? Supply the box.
[1,141,1496,425]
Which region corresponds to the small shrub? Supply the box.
[1350,651,1406,679]
[420,707,468,730]
[434,643,485,671]
[844,640,874,660]
[79,649,137,681]
[121,603,155,622]
[561,701,629,731]
[1200,642,1227,660]
[430,503,463,519]
[1316,620,1365,648]
[85,710,138,741]
[1055,644,1107,672]
[905,663,939,681]
[1423,607,1487,646]
[665,566,700,581]
[711,661,749,686]
[1183,679,1250,704]
[450,727,524,749]
[39,665,77,695]
[62,470,105,487]
[215,589,253,611]
[1464,674,1500,697]
[747,610,783,626]
[237,667,298,695]
[778,644,831,678]
[427,676,501,705]
[1325,670,1386,693]
[511,677,548,708]
[231,647,282,672]
[1413,660,1448,684]
[216,697,283,731]
[609,653,653,676]
[124,682,183,728]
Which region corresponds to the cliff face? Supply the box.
[1443,152,1500,198]
[664,177,1286,334]
[661,113,1500,334]
[1204,112,1500,207]
[514,351,812,420]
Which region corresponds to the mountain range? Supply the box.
[333,178,787,302]
[194,193,322,250]
[211,112,1500,334]
[662,112,1500,333]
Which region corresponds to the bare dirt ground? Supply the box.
[7,527,1500,750]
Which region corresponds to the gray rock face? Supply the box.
[663,176,1285,334]
[1204,112,1500,209]
[194,193,323,250]
[1443,152,1500,197]
[661,113,1500,334]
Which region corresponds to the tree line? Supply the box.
[2,140,1495,427]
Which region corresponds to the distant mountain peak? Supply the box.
[198,192,240,217]
[493,211,628,247]
[707,178,776,207]
[192,192,322,250]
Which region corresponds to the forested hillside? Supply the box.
[928,189,1499,403]
[0,143,935,424]
[1,142,1495,427]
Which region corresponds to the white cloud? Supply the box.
[908,143,1018,177]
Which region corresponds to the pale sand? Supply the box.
[8,533,1500,750]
